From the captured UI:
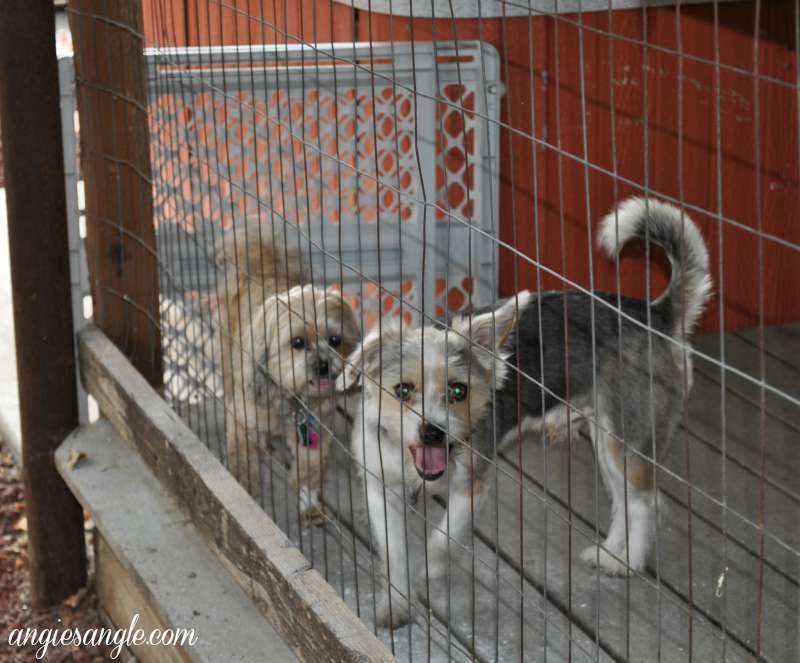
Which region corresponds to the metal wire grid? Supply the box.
[68,1,800,661]
[146,40,503,373]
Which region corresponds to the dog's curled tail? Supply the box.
[598,197,712,338]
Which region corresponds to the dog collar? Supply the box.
[296,410,322,449]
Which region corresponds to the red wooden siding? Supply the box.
[143,0,352,47]
[143,1,800,335]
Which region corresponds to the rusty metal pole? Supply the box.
[0,2,88,605]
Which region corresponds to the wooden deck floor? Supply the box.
[177,324,800,663]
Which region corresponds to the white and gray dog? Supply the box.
[337,197,712,627]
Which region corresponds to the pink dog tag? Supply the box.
[297,413,322,449]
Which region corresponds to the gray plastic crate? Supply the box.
[146,41,503,400]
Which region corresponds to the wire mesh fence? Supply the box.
[68,1,799,660]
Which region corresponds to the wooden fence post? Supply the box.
[0,1,88,606]
[68,0,163,387]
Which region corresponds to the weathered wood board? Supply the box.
[77,325,392,663]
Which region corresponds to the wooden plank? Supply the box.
[142,0,187,47]
[77,325,392,663]
[496,435,798,663]
[57,418,299,663]
[69,0,163,387]
[695,330,800,430]
[679,329,800,574]
[734,323,800,378]
[683,363,800,501]
[665,425,800,581]
[0,0,87,607]
[491,453,750,663]
[95,535,190,663]
[185,0,354,47]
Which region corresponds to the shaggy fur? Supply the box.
[217,226,360,520]
[338,197,712,627]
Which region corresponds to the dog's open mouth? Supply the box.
[308,377,333,390]
[409,444,454,481]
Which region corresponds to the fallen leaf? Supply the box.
[715,566,729,597]
[13,516,27,532]
[67,449,87,471]
[63,587,87,609]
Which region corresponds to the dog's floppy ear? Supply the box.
[336,329,379,392]
[317,286,361,343]
[253,293,286,346]
[335,321,403,392]
[455,290,531,352]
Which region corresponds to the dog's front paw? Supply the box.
[580,545,631,576]
[376,592,410,629]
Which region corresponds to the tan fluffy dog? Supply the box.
[217,229,360,522]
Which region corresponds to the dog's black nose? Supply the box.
[317,359,330,377]
[420,423,445,446]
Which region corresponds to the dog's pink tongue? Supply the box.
[412,446,447,475]
[317,378,331,389]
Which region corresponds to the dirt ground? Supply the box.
[0,442,113,662]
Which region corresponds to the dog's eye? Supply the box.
[449,382,468,402]
[328,335,342,348]
[394,383,415,401]
[291,336,306,350]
